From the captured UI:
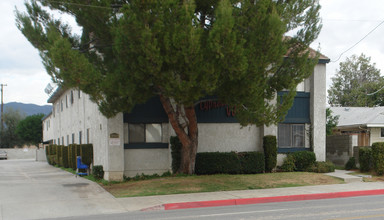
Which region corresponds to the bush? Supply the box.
[280,154,296,172]
[195,152,241,175]
[195,151,265,175]
[291,151,316,171]
[62,146,69,168]
[308,161,335,173]
[263,135,277,172]
[372,142,384,175]
[80,144,93,166]
[170,136,182,173]
[92,165,104,179]
[345,157,357,170]
[359,147,372,172]
[68,144,77,169]
[238,152,265,174]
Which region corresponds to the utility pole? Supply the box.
[1,84,7,132]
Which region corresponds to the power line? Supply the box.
[331,19,384,63]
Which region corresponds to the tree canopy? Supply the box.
[326,108,339,136]
[16,0,322,173]
[0,108,25,148]
[16,114,45,146]
[328,53,384,107]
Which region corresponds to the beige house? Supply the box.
[331,107,384,146]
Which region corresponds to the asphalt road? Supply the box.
[49,194,384,220]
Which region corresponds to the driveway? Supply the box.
[0,159,127,220]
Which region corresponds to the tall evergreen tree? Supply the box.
[16,0,322,174]
[328,53,384,107]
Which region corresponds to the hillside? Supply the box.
[2,102,51,116]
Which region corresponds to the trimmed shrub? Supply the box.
[359,147,372,172]
[57,145,63,167]
[195,152,241,175]
[170,136,182,173]
[345,157,357,170]
[92,165,104,179]
[308,161,335,173]
[80,144,93,166]
[263,135,277,172]
[280,154,296,172]
[372,142,384,175]
[238,152,265,174]
[62,146,69,168]
[291,151,316,171]
[69,144,77,169]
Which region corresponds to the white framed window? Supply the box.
[128,123,162,143]
[278,123,305,148]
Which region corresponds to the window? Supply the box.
[381,128,384,137]
[78,90,82,99]
[72,133,75,144]
[67,135,69,146]
[278,124,305,148]
[57,138,60,145]
[70,90,74,104]
[53,139,56,145]
[79,131,82,144]
[128,123,162,143]
[65,95,68,108]
[86,128,90,144]
[60,100,63,112]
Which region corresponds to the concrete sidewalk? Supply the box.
[116,170,384,211]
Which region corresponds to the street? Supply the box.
[49,194,384,220]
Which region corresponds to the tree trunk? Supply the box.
[159,95,198,174]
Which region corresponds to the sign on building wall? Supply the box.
[109,133,120,146]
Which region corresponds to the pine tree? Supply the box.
[16,0,322,174]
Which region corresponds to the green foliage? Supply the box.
[170,136,182,173]
[195,151,265,175]
[0,108,25,148]
[57,145,62,167]
[280,154,296,172]
[263,135,277,172]
[345,157,357,170]
[359,147,372,172]
[16,0,322,174]
[326,108,339,135]
[238,152,265,174]
[328,54,384,107]
[307,161,335,173]
[195,152,241,175]
[15,113,44,145]
[372,142,384,175]
[62,146,69,168]
[291,151,316,171]
[80,144,93,166]
[92,165,104,179]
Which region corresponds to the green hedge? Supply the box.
[195,151,264,175]
[263,135,277,172]
[291,151,316,171]
[345,157,357,170]
[359,147,372,172]
[170,136,182,173]
[45,144,93,170]
[372,142,384,175]
[80,144,93,166]
[238,152,265,174]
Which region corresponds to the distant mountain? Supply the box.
[2,102,52,116]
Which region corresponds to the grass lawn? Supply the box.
[101,172,344,198]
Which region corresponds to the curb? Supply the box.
[161,189,384,210]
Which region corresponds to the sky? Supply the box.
[1,0,384,106]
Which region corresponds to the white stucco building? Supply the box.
[42,55,329,181]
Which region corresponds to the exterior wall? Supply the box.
[124,149,170,177]
[3,148,36,160]
[326,135,356,166]
[310,63,327,161]
[42,113,54,143]
[47,89,123,181]
[369,127,384,145]
[197,124,261,152]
